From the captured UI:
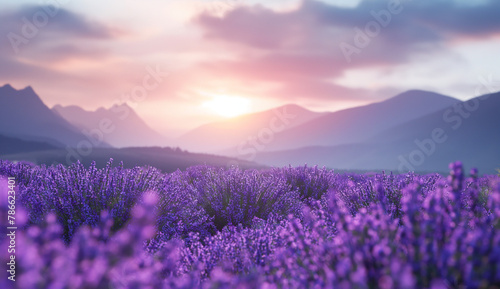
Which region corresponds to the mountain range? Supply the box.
[175,104,324,153]
[177,89,498,174]
[198,90,463,158]
[261,90,461,151]
[0,84,260,172]
[0,84,101,148]
[1,83,498,174]
[254,92,500,174]
[53,104,169,148]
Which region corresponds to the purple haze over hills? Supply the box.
[258,90,462,152]
[254,92,500,174]
[176,104,325,153]
[0,84,109,148]
[53,104,170,148]
[186,90,461,157]
[0,84,260,171]
[0,134,58,155]
[1,83,498,173]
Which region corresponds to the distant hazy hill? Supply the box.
[0,84,110,148]
[3,83,496,174]
[1,147,264,173]
[0,134,60,155]
[262,90,461,152]
[53,104,169,148]
[0,84,261,171]
[255,92,500,174]
[176,104,324,153]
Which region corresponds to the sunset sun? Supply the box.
[202,94,251,118]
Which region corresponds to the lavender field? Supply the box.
[0,160,499,288]
[2,0,500,288]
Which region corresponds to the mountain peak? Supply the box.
[1,84,37,96]
[279,103,308,111]
[52,104,87,113]
[383,90,460,106]
[0,84,44,105]
[393,89,454,100]
[253,103,317,116]
[1,84,15,91]
[22,85,35,93]
[111,102,132,110]
[400,89,434,95]
[96,107,108,114]
[53,102,166,147]
[0,84,101,148]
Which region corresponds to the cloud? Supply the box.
[404,0,500,37]
[191,0,500,103]
[0,5,122,79]
[0,5,122,58]
[195,5,309,49]
[196,0,500,48]
[27,44,109,62]
[269,79,375,101]
[0,5,126,106]
[200,52,342,82]
[1,0,498,131]
[1,5,119,40]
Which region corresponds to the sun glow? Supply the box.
[202,94,252,118]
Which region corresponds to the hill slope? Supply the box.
[53,104,169,147]
[176,104,324,153]
[1,147,264,173]
[0,134,60,155]
[262,90,461,152]
[255,92,500,174]
[0,84,110,148]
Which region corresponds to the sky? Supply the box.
[1,0,500,135]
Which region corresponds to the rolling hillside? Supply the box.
[0,146,264,173]
[255,92,500,174]
[260,90,461,152]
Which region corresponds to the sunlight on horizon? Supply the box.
[201,93,252,118]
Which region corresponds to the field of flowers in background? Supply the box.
[0,159,499,288]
